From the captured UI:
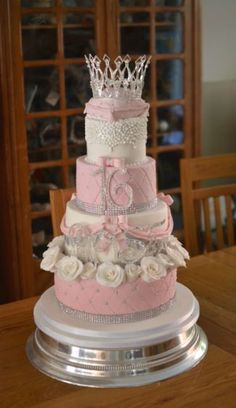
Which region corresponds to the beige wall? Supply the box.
[202,0,236,155]
[202,80,236,155]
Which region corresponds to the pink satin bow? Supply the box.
[89,214,127,235]
[157,192,174,206]
[96,157,125,169]
[125,207,173,239]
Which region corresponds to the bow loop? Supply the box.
[157,192,173,206]
[96,157,125,168]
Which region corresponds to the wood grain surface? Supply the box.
[1,247,236,407]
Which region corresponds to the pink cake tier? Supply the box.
[76,156,157,215]
[54,269,176,323]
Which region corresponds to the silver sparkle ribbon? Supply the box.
[58,295,176,324]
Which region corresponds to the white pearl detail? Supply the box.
[85,115,147,151]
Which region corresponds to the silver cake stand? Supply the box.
[26,283,207,388]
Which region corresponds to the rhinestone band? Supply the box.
[85,115,147,151]
[58,295,175,324]
[76,196,159,215]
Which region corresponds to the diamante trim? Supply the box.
[58,295,176,324]
[76,196,159,215]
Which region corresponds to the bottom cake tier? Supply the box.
[26,283,208,387]
[54,269,176,323]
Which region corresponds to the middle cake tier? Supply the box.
[62,195,169,234]
[76,156,157,215]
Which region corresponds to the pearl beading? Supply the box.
[85,115,147,151]
[76,196,159,215]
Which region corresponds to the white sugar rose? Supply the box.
[41,246,62,272]
[56,256,83,281]
[125,263,142,282]
[167,236,190,258]
[96,262,125,288]
[164,236,190,267]
[81,262,96,280]
[165,247,186,267]
[141,256,167,283]
[48,235,64,250]
[158,253,176,269]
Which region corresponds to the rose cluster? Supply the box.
[40,234,189,288]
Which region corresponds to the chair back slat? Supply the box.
[214,197,224,249]
[193,184,236,200]
[50,188,75,236]
[225,195,235,246]
[188,154,236,181]
[181,154,236,255]
[202,198,212,252]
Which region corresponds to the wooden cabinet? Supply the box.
[0,0,201,302]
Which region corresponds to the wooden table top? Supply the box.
[1,247,236,408]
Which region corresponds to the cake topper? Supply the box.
[85,54,151,99]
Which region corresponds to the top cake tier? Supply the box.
[85,97,149,163]
[84,54,151,164]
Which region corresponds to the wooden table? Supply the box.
[1,247,236,408]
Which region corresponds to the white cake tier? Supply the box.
[86,141,145,164]
[64,197,168,230]
[85,114,147,163]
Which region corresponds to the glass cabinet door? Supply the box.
[20,0,100,264]
[118,0,191,234]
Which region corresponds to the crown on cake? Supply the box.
[85,54,151,99]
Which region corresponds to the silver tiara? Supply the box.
[84,54,151,99]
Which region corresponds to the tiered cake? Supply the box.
[40,55,189,323]
[27,56,207,387]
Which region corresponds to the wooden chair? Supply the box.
[49,188,75,236]
[180,154,236,256]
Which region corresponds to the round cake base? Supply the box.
[26,283,207,388]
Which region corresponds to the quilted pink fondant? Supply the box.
[76,156,157,210]
[54,269,176,316]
